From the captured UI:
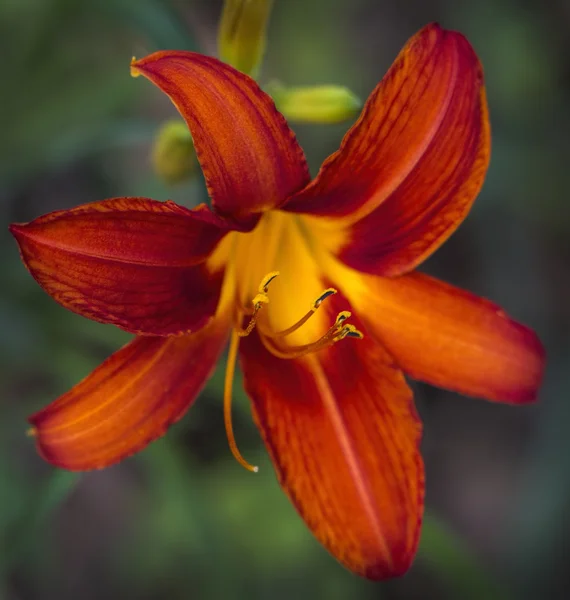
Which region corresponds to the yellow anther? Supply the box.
[236,271,279,337]
[312,288,337,310]
[259,271,280,293]
[334,310,351,326]
[345,328,364,339]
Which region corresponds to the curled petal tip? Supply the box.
[9,222,24,237]
[130,56,141,78]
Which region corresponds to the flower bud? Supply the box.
[218,0,273,78]
[268,82,362,124]
[151,120,196,185]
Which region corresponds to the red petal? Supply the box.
[29,318,229,470]
[240,309,424,579]
[286,24,490,276]
[132,52,310,222]
[343,270,545,403]
[10,198,228,335]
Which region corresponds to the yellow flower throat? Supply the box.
[209,210,363,472]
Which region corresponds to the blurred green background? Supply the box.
[1,0,568,598]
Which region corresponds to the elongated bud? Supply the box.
[218,0,273,78]
[152,120,196,185]
[268,82,362,124]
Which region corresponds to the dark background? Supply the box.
[1,0,569,598]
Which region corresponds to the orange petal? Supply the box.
[10,198,228,335]
[240,309,424,579]
[286,24,490,276]
[132,52,310,222]
[28,318,229,470]
[343,270,545,403]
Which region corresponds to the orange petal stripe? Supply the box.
[286,23,490,276]
[10,198,228,335]
[28,319,229,471]
[132,52,310,222]
[240,301,424,579]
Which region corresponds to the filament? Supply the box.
[260,320,363,360]
[223,329,258,473]
[263,288,337,338]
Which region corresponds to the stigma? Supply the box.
[224,271,363,473]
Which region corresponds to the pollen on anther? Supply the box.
[346,329,364,339]
[260,271,280,292]
[313,288,337,309]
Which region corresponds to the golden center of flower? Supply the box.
[224,270,363,473]
[236,271,363,355]
[209,210,365,472]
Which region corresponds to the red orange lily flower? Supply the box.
[10,24,544,579]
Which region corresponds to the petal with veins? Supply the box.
[29,318,229,471]
[10,198,229,335]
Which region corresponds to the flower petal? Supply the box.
[28,318,229,471]
[285,24,490,276]
[240,310,424,579]
[10,198,229,335]
[132,52,310,222]
[341,270,545,403]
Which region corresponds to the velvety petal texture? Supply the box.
[286,23,490,276]
[240,307,424,579]
[10,198,228,335]
[132,52,310,222]
[28,319,229,470]
[342,270,545,403]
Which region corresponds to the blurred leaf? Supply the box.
[419,512,511,600]
[2,469,80,572]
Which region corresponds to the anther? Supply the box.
[313,288,337,310]
[236,271,280,337]
[260,271,280,293]
[345,329,364,339]
[334,311,351,326]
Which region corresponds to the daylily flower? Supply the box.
[10,24,544,579]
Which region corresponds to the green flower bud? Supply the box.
[152,120,196,185]
[269,82,362,124]
[218,0,273,78]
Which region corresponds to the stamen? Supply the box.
[233,271,362,363]
[261,288,338,339]
[223,330,258,473]
[260,317,363,360]
[236,271,280,337]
